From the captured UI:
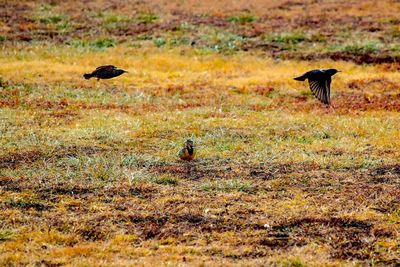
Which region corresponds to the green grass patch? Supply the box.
[227,14,257,24]
[153,37,167,48]
[269,32,307,45]
[99,12,132,30]
[137,13,159,24]
[152,174,179,186]
[343,42,382,54]
[201,179,256,193]
[91,38,116,49]
[38,15,66,24]
[0,230,14,241]
[202,31,246,53]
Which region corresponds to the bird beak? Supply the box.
[337,70,341,72]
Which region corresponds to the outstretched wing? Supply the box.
[308,76,331,105]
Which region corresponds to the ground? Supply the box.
[0,0,399,266]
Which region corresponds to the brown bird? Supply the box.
[178,139,195,161]
[294,68,340,105]
[83,65,127,80]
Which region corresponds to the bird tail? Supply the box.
[294,75,307,81]
[83,73,92,80]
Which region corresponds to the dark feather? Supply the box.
[294,68,338,105]
[84,65,126,80]
[308,78,330,105]
[95,65,115,71]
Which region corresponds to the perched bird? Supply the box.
[178,139,195,161]
[294,68,340,105]
[83,65,127,80]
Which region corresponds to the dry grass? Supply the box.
[1,0,400,266]
[1,43,399,266]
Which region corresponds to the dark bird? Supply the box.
[83,65,127,80]
[294,68,340,105]
[178,139,195,161]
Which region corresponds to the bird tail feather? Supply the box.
[294,75,306,81]
[83,73,92,80]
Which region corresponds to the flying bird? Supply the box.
[178,139,195,161]
[83,65,127,80]
[294,68,340,105]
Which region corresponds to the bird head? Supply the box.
[115,68,128,75]
[185,139,194,149]
[326,68,340,76]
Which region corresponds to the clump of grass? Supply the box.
[92,38,116,49]
[277,258,307,267]
[310,32,327,43]
[202,31,246,53]
[315,131,331,140]
[201,179,256,194]
[67,38,117,50]
[152,174,179,186]
[34,4,71,32]
[137,13,159,24]
[61,154,123,182]
[0,230,14,241]
[343,42,382,54]
[67,39,88,48]
[177,22,195,32]
[122,154,142,168]
[269,32,307,45]
[100,12,132,30]
[103,13,131,24]
[38,15,66,24]
[169,36,192,46]
[122,154,161,169]
[152,36,193,48]
[153,37,166,48]
[227,14,257,24]
[217,143,234,151]
[391,26,400,38]
[38,3,53,12]
[296,136,312,144]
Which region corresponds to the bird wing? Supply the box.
[308,76,331,105]
[95,65,115,71]
[178,147,188,159]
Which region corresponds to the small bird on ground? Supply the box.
[294,68,340,105]
[178,139,195,161]
[83,65,127,80]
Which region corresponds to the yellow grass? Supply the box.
[0,44,399,266]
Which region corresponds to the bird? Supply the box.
[83,65,127,80]
[178,139,195,161]
[294,68,340,105]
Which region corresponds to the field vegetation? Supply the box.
[0,0,399,266]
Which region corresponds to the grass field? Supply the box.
[1,0,400,266]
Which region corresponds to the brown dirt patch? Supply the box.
[348,78,399,92]
[263,217,375,260]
